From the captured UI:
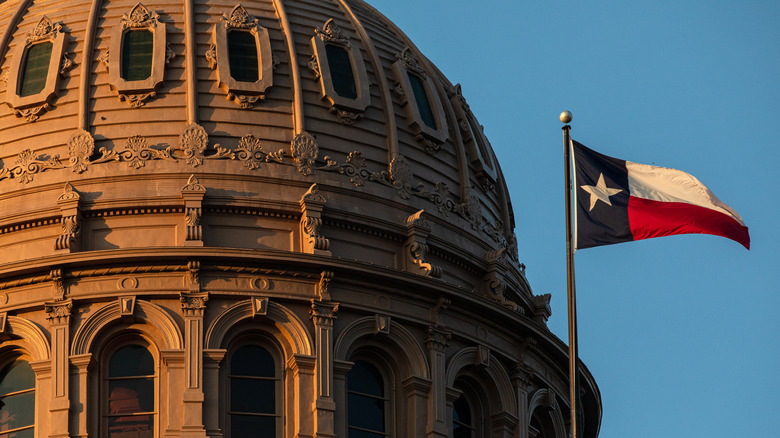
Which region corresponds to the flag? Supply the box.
[572,140,750,250]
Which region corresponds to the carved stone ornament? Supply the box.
[55,183,81,252]
[314,18,350,47]
[458,190,483,230]
[57,181,80,202]
[236,135,265,170]
[12,149,64,184]
[45,299,72,325]
[389,155,413,199]
[330,107,362,125]
[121,135,176,168]
[180,291,208,313]
[27,16,62,43]
[68,130,95,174]
[375,314,391,334]
[182,174,206,192]
[205,44,217,70]
[180,124,209,166]
[404,210,441,278]
[290,131,319,176]
[317,270,334,301]
[532,293,552,325]
[300,183,330,255]
[223,4,258,29]
[310,300,339,326]
[308,55,321,79]
[251,296,269,317]
[121,3,160,30]
[119,296,137,316]
[426,326,452,351]
[396,47,426,79]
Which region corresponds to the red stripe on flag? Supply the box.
[628,197,750,249]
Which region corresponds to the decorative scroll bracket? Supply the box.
[300,183,330,256]
[55,182,81,253]
[181,175,206,246]
[403,210,441,278]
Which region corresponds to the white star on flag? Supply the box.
[581,173,623,211]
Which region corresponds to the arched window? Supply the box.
[227,345,280,437]
[19,42,53,97]
[346,360,387,437]
[0,359,35,438]
[121,30,154,81]
[104,344,156,438]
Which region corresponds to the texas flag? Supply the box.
[572,140,750,250]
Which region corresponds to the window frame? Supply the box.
[108,3,169,107]
[393,47,449,147]
[310,18,370,116]
[209,4,273,109]
[0,354,36,438]
[101,337,159,438]
[5,16,69,122]
[224,336,284,438]
[450,84,499,190]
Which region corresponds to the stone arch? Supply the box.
[1,316,50,361]
[204,299,313,356]
[334,316,429,379]
[70,299,183,356]
[528,388,567,438]
[445,347,516,415]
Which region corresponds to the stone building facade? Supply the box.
[0,1,601,437]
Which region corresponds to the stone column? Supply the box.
[29,360,52,438]
[332,360,353,438]
[45,298,73,438]
[180,261,208,438]
[426,326,451,438]
[404,376,432,438]
[69,354,95,438]
[162,350,185,438]
[310,300,338,438]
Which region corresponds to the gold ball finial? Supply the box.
[560,110,572,124]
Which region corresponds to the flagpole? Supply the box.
[561,110,581,438]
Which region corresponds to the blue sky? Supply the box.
[374,1,779,437]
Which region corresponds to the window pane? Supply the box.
[122,30,153,81]
[325,44,357,99]
[407,72,436,129]
[109,345,154,378]
[108,379,154,414]
[0,361,35,396]
[227,30,259,82]
[230,345,274,377]
[230,378,275,414]
[347,392,384,433]
[0,390,35,432]
[346,361,383,396]
[19,42,52,97]
[230,414,275,437]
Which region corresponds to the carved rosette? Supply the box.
[290,131,318,176]
[68,130,95,174]
[314,18,350,47]
[179,124,208,166]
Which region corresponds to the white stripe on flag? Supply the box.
[626,161,745,225]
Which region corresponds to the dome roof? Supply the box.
[0,0,528,309]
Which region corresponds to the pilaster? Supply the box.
[180,259,208,437]
[45,298,73,438]
[288,354,316,438]
[512,363,535,438]
[425,326,451,438]
[69,354,95,438]
[310,299,339,438]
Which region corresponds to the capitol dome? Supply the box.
[0,1,601,437]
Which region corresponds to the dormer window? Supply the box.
[19,42,53,97]
[393,47,448,152]
[406,71,436,130]
[325,44,357,99]
[121,29,153,81]
[208,5,273,108]
[107,3,171,107]
[227,29,259,82]
[5,16,72,122]
[310,18,369,123]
